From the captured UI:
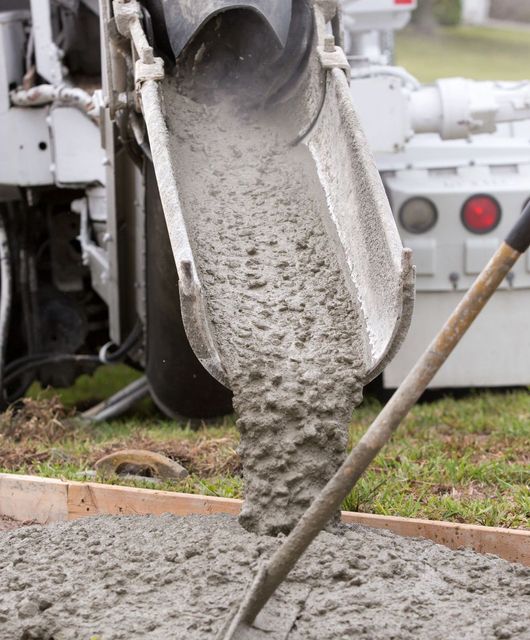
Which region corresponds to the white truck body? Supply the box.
[344,0,530,388]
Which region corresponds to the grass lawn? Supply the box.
[2,365,528,529]
[396,25,530,82]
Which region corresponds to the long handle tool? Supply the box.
[219,202,530,640]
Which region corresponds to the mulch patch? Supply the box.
[0,397,241,477]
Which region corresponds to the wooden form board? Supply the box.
[1,473,528,566]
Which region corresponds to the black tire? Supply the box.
[145,163,233,419]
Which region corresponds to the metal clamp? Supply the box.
[112,0,165,104]
[135,57,165,85]
[113,0,143,39]
[317,36,350,77]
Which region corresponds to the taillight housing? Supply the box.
[399,197,438,234]
[461,195,501,234]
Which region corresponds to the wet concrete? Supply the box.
[164,87,364,534]
[0,514,528,640]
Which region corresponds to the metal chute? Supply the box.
[159,0,293,59]
[112,0,414,397]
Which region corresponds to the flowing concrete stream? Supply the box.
[164,84,365,534]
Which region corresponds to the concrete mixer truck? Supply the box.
[0,0,526,423]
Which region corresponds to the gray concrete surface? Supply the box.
[0,514,528,640]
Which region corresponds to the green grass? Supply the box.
[31,364,145,411]
[343,393,529,528]
[3,366,528,528]
[396,25,530,82]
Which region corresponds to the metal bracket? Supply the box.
[72,197,111,304]
[113,0,165,109]
[113,0,154,63]
[317,36,350,77]
[29,0,65,85]
[113,0,142,40]
[135,57,165,85]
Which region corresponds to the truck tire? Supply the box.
[145,163,233,419]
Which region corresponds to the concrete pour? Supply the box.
[164,85,364,535]
[0,514,528,640]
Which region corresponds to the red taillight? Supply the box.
[461,195,501,234]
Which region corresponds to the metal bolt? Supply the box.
[324,36,336,53]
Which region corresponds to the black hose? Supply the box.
[3,321,143,396]
[4,354,101,388]
[99,320,143,363]
[4,351,83,376]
